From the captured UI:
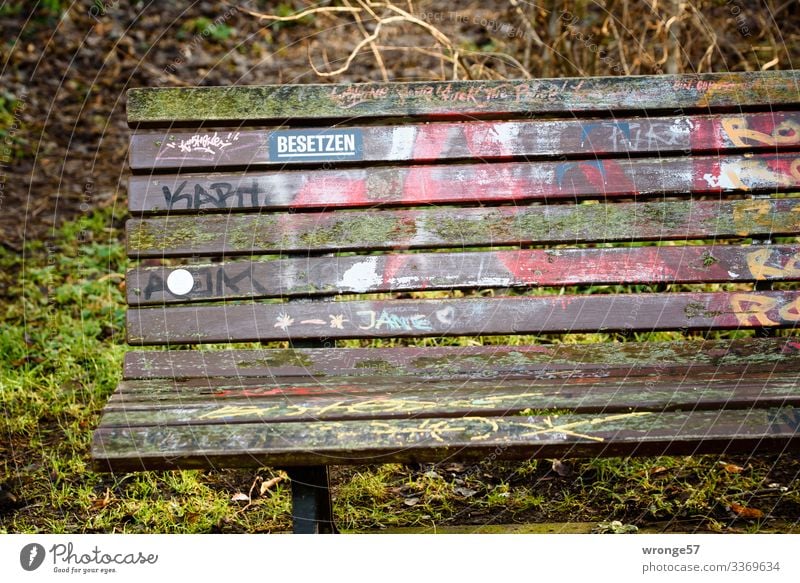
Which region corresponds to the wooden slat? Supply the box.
[123,337,800,380]
[126,290,800,344]
[126,198,800,257]
[128,152,800,214]
[92,406,800,470]
[99,372,800,426]
[127,244,800,305]
[109,367,799,399]
[128,111,800,171]
[126,71,799,125]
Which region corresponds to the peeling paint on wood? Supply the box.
[126,245,800,305]
[128,153,800,214]
[129,111,800,171]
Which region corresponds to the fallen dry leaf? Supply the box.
[259,476,283,496]
[729,502,764,519]
[90,489,112,510]
[720,462,744,474]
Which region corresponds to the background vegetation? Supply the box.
[1,0,799,533]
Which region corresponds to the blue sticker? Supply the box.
[268,129,363,162]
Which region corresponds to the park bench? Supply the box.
[93,70,800,533]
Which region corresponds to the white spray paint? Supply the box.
[340,258,382,292]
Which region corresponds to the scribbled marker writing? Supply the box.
[269,129,363,162]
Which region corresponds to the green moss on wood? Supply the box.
[236,350,315,369]
[702,250,718,266]
[128,219,217,252]
[427,212,512,242]
[299,214,417,248]
[126,72,799,124]
[227,216,280,251]
[354,359,400,373]
[683,301,723,319]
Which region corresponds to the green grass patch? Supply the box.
[0,208,293,533]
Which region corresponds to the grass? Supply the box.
[1,207,799,533]
[0,208,296,533]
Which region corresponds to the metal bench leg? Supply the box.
[287,466,338,534]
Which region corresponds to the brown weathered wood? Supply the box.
[100,372,800,427]
[123,337,800,380]
[126,198,800,257]
[126,71,799,126]
[127,244,800,305]
[128,112,800,171]
[92,406,800,470]
[97,73,800,492]
[126,290,800,345]
[128,153,800,214]
[103,375,800,427]
[110,367,800,400]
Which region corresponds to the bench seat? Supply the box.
[93,71,800,532]
[94,339,800,470]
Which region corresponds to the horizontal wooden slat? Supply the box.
[128,152,800,214]
[99,371,800,426]
[110,367,800,399]
[126,290,800,344]
[128,111,800,171]
[92,406,800,470]
[126,71,799,125]
[123,337,800,380]
[126,198,800,257]
[127,244,800,305]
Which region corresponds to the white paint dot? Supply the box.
[340,258,381,293]
[167,269,195,295]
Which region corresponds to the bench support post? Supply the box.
[287,466,337,534]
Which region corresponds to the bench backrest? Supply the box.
[124,72,800,353]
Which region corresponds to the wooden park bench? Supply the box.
[93,71,800,533]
